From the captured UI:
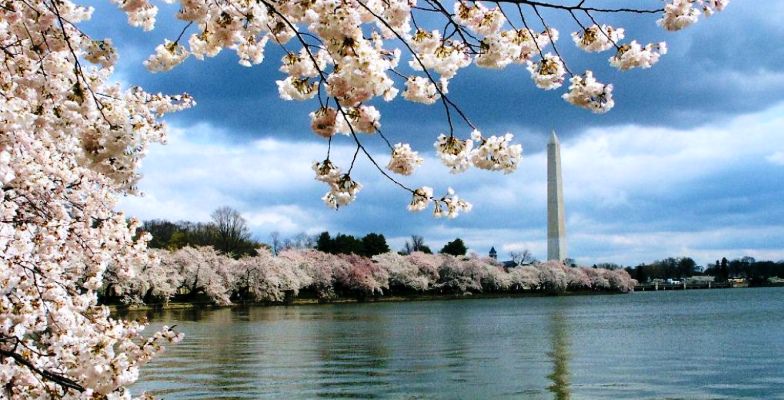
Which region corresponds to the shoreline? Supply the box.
[107,290,622,313]
[106,284,784,313]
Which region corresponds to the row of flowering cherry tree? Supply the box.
[104,247,637,306]
[2,0,726,397]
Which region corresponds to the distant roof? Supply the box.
[489,246,496,253]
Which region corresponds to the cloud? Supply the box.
[82,0,784,145]
[100,1,784,266]
[121,101,784,267]
[768,151,784,166]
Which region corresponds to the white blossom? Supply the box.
[562,71,615,114]
[410,30,471,80]
[469,130,523,173]
[276,76,319,100]
[527,53,566,90]
[658,0,700,31]
[454,2,506,36]
[434,134,474,173]
[386,143,424,175]
[609,41,668,71]
[313,159,341,184]
[310,107,339,138]
[236,35,269,67]
[402,76,440,105]
[408,186,433,212]
[84,39,119,68]
[322,174,362,209]
[335,105,381,134]
[144,40,189,72]
[572,25,624,53]
[434,187,473,218]
[280,48,329,78]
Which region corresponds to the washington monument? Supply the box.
[547,130,567,261]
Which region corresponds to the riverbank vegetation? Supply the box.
[101,247,637,307]
[608,257,784,286]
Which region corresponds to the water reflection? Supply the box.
[547,311,571,400]
[127,290,784,399]
[312,306,391,398]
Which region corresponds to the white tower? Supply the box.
[547,130,567,261]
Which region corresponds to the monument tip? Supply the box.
[549,130,559,145]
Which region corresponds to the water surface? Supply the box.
[128,288,784,399]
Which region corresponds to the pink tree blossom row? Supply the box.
[105,247,637,306]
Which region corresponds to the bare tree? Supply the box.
[510,250,536,266]
[210,206,252,255]
[270,231,281,255]
[402,235,432,254]
[289,232,317,249]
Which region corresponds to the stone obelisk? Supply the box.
[547,130,567,261]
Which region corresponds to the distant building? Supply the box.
[489,247,497,260]
[686,276,715,284]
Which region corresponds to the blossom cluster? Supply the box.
[387,143,424,176]
[434,130,523,174]
[113,0,727,215]
[572,25,625,53]
[1,0,191,396]
[105,247,638,306]
[610,41,668,71]
[562,71,615,114]
[312,160,362,208]
[658,0,729,31]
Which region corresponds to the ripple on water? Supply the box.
[130,288,784,399]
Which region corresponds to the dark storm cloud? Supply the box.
[97,0,784,265]
[85,0,784,150]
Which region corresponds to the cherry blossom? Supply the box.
[658,0,728,31]
[527,53,566,90]
[572,25,624,53]
[1,0,191,394]
[403,76,441,105]
[387,143,424,175]
[469,130,523,173]
[322,174,362,209]
[277,76,319,101]
[144,40,189,72]
[408,186,434,212]
[434,134,474,173]
[310,107,339,138]
[102,246,638,309]
[434,187,473,218]
[610,41,668,71]
[562,71,615,114]
[116,0,727,215]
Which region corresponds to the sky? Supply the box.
[83,0,784,266]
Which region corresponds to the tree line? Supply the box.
[140,206,473,259]
[603,256,784,286]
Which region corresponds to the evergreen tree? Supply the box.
[361,233,390,257]
[440,238,467,256]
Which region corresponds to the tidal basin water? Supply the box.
[126,287,784,399]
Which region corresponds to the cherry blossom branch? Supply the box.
[531,4,572,76]
[0,340,85,393]
[486,0,663,14]
[356,0,478,134]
